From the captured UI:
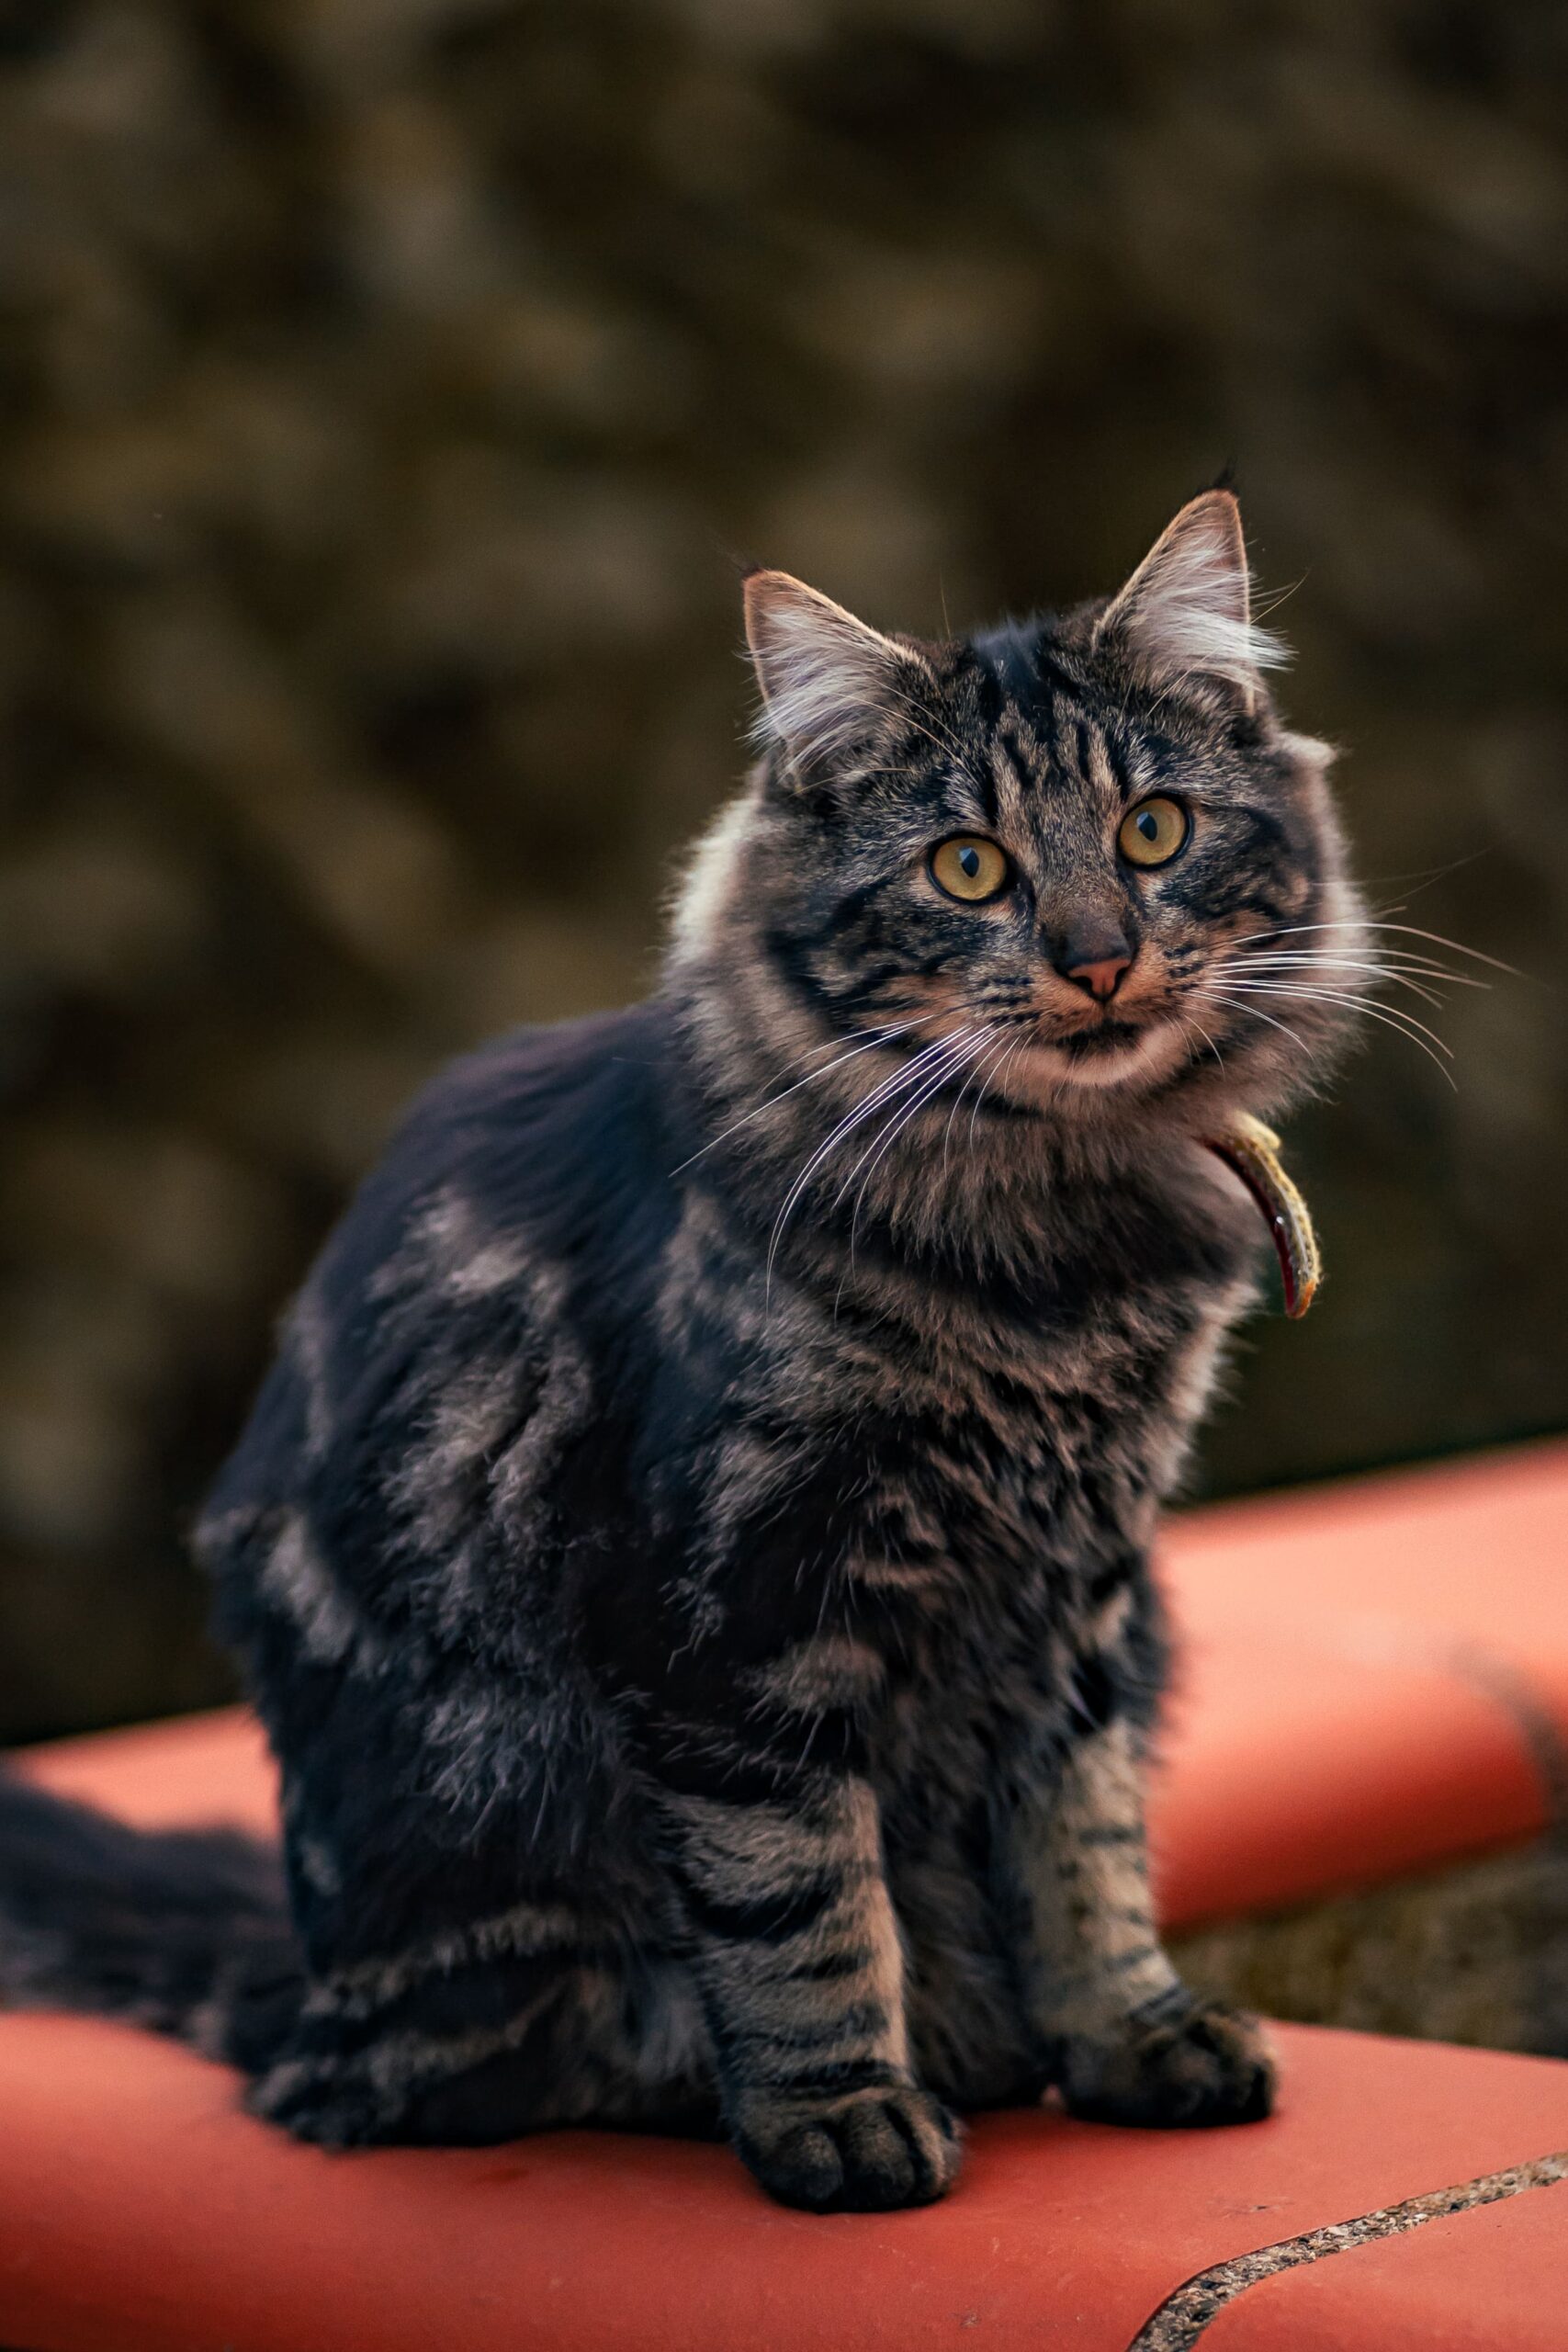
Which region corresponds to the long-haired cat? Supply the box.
[0,491,1361,2211]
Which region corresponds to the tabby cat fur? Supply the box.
[0,491,1361,2211]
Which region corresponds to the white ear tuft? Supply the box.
[743,571,922,775]
[1095,491,1287,705]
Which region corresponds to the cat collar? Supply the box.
[1205,1114,1321,1319]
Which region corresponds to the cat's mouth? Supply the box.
[1014,1009,1191,1095]
[1053,1018,1145,1058]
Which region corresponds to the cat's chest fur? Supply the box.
[675,1157,1247,1575]
[660,1182,1248,1804]
[845,1309,1214,1744]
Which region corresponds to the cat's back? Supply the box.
[202,998,683,1576]
[194,1001,687,1906]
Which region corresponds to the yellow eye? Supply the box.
[1118,797,1190,869]
[930,835,1010,903]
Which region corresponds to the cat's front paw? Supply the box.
[733,2080,963,2211]
[1057,2001,1275,2130]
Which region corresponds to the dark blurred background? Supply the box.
[1,0,1564,1745]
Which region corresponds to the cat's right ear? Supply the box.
[743,571,924,781]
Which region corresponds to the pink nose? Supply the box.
[1067,954,1132,1002]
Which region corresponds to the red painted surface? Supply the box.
[0,2020,1564,2352]
[21,1704,277,1837]
[1152,1438,1568,1925]
[4,1440,1567,2347]
[1205,2169,1568,2352]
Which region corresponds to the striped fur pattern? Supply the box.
[0,493,1359,2209]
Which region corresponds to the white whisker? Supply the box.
[942,1026,1014,1173]
[971,1029,1031,1146]
[1211,979,1459,1088]
[1179,1012,1226,1071]
[1231,918,1516,977]
[1218,953,1455,1010]
[764,1033,966,1295]
[1201,988,1314,1059]
[842,1030,993,1254]
[669,1017,924,1173]
[1229,951,1488,999]
[937,1022,1029,1174]
[1215,978,1453,1060]
[1224,946,1486,986]
[838,1029,989,1222]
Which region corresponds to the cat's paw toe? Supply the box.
[1059,2002,1275,2130]
[736,2082,963,2211]
[247,2056,388,2148]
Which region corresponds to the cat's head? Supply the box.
[673,492,1362,1137]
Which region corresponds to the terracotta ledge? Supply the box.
[5,1441,1568,2349]
[1152,1438,1568,1926]
[0,2017,1563,2351]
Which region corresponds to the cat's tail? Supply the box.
[0,1770,304,2073]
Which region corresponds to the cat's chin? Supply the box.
[1012,1018,1192,1100]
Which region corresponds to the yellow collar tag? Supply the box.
[1206,1114,1321,1318]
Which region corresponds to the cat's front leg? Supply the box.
[655,1766,962,2210]
[1003,1717,1274,2128]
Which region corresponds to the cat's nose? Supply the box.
[1055,927,1134,1001]
[1069,954,1132,1001]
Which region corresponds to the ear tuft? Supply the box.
[1095,491,1287,706]
[743,571,921,776]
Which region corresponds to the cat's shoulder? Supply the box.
[314,997,682,1312]
[398,998,673,1156]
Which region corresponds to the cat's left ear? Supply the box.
[744,570,928,780]
[1094,491,1286,712]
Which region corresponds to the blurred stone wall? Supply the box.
[1,0,1565,1740]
